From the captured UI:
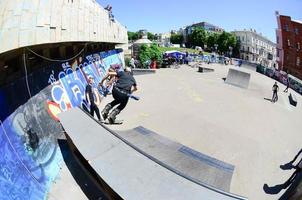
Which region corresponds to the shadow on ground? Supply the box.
[263,161,302,199]
[264,98,272,102]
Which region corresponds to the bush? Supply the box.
[138,43,162,68]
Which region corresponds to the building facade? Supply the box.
[183,22,224,44]
[276,12,302,79]
[232,29,277,68]
[158,32,171,47]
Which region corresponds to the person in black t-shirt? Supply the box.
[272,82,279,103]
[101,67,137,124]
[284,76,290,93]
[85,77,101,120]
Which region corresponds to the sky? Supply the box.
[97,0,302,43]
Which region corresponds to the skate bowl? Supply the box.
[59,107,248,200]
[132,68,156,75]
[225,68,251,89]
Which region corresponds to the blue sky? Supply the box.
[97,0,302,42]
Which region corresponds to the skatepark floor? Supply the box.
[49,63,302,200]
[100,63,302,200]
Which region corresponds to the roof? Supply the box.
[133,38,152,44]
[292,19,302,24]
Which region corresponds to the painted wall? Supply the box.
[0,48,125,200]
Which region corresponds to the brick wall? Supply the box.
[276,14,302,79]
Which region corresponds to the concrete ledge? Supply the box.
[198,66,215,73]
[289,93,298,107]
[132,68,156,75]
[225,68,251,89]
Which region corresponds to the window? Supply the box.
[242,36,245,41]
[285,24,289,31]
[295,28,299,35]
[247,46,250,52]
[297,57,300,67]
[297,42,300,50]
[277,36,279,44]
[288,39,291,47]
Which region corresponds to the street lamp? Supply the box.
[214,44,218,55]
[229,46,233,58]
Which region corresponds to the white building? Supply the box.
[232,29,277,68]
[158,32,171,47]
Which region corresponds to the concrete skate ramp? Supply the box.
[225,68,251,89]
[118,126,234,192]
[132,68,156,75]
[59,108,247,200]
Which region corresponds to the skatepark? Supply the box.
[1,1,301,199]
[119,64,301,199]
[47,62,302,200]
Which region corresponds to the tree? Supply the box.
[138,44,151,67]
[170,34,183,44]
[188,27,207,48]
[128,31,139,41]
[206,32,219,50]
[138,43,162,68]
[232,39,241,58]
[149,43,162,62]
[217,31,229,53]
[147,32,155,41]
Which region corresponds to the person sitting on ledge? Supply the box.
[105,4,115,22]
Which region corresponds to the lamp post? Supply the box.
[214,44,218,53]
[214,43,218,60]
[229,46,233,58]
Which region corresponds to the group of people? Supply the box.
[85,66,137,124]
[163,51,190,66]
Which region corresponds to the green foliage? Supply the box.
[138,44,151,67]
[188,27,207,48]
[170,34,183,44]
[150,43,162,63]
[148,32,155,41]
[128,31,139,41]
[138,43,162,67]
[232,39,241,58]
[206,32,219,50]
[216,32,238,55]
[186,28,240,57]
[124,57,131,66]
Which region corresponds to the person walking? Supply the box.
[129,57,136,68]
[85,77,101,121]
[272,82,279,103]
[101,67,137,124]
[284,77,290,93]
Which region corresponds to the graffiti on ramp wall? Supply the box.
[0,49,124,199]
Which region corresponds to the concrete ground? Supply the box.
[99,63,302,200]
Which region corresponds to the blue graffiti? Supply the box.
[50,49,124,111]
